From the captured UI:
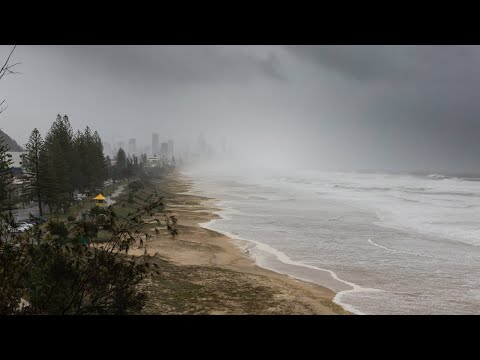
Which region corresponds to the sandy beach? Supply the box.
[128,171,349,315]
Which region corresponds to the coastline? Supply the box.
[131,171,350,315]
[197,205,374,315]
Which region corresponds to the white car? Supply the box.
[15,221,34,232]
[74,193,87,201]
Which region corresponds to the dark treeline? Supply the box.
[0,134,13,212]
[0,111,175,217]
[23,115,108,215]
[109,147,147,183]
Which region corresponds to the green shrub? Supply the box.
[96,214,105,226]
[0,187,177,315]
[47,221,69,238]
[128,180,144,193]
[90,206,105,217]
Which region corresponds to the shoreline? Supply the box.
[192,188,369,315]
[133,171,350,315]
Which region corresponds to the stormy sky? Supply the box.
[1,45,480,174]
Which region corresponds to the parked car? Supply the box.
[17,221,34,231]
[30,215,48,224]
[73,193,83,201]
[7,223,30,233]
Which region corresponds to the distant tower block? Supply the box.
[168,139,174,157]
[152,133,159,156]
[198,134,207,154]
[161,142,168,155]
[128,138,137,156]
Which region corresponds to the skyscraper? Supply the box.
[160,142,168,155]
[168,139,174,157]
[128,138,136,156]
[198,134,207,154]
[102,142,112,157]
[117,141,125,153]
[152,133,159,156]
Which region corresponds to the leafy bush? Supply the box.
[90,206,105,217]
[96,214,105,226]
[0,191,178,315]
[80,222,98,239]
[21,245,148,314]
[128,180,144,193]
[67,215,76,223]
[47,221,68,238]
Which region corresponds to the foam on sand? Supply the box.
[200,212,380,315]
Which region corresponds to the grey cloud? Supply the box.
[287,45,480,84]
[287,45,410,82]
[46,45,285,86]
[4,45,480,175]
[282,45,480,173]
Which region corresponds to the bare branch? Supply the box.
[0,99,7,115]
[0,45,16,75]
[0,45,18,115]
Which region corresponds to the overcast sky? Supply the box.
[1,45,480,174]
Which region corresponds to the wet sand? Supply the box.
[130,171,350,315]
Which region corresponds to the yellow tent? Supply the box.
[94,193,106,207]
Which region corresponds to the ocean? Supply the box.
[182,168,480,314]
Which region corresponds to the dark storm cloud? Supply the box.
[49,45,285,85]
[287,45,409,82]
[286,45,480,173]
[0,45,287,165]
[4,45,480,174]
[287,45,480,83]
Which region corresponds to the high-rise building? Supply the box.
[152,133,159,156]
[117,141,125,152]
[168,139,174,157]
[128,138,137,156]
[160,142,168,155]
[198,134,207,154]
[102,142,112,157]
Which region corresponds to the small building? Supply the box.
[7,151,26,175]
[10,178,32,206]
[93,193,106,207]
[160,142,168,155]
[147,155,161,166]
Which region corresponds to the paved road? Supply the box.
[12,204,43,221]
[106,184,125,205]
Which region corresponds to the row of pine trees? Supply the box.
[23,115,108,215]
[0,114,158,216]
